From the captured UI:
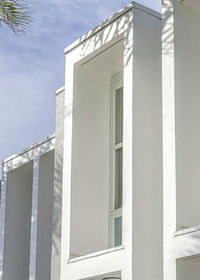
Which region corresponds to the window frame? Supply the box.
[109,79,123,248]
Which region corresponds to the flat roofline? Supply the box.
[2,133,55,164]
[64,1,161,54]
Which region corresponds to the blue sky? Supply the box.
[0,0,161,173]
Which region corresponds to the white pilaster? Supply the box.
[29,154,40,280]
[162,0,176,279]
[122,9,134,280]
[0,164,8,280]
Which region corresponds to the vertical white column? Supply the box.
[162,0,176,279]
[122,10,134,280]
[61,55,74,272]
[29,153,40,280]
[0,164,8,280]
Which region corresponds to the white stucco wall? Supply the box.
[51,87,65,280]
[174,2,200,228]
[35,151,54,280]
[70,41,123,257]
[0,135,55,280]
[3,162,33,280]
[70,69,110,257]
[62,3,162,279]
[177,258,200,280]
[132,8,162,280]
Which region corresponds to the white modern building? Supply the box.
[0,1,199,279]
[162,0,200,279]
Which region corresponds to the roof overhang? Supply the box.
[64,1,161,55]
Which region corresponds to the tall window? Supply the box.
[110,81,123,247]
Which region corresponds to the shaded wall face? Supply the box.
[174,2,200,228]
[69,37,123,258]
[51,89,64,280]
[70,66,111,257]
[4,162,33,280]
[177,259,200,280]
[36,151,55,280]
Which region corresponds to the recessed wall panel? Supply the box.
[35,151,54,280]
[70,40,123,257]
[174,2,200,228]
[3,162,33,280]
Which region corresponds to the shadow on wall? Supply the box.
[78,4,133,67]
[0,137,55,280]
[50,6,133,276]
[162,1,174,57]
[51,150,63,256]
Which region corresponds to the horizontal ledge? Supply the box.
[56,85,65,95]
[64,3,133,54]
[2,133,55,164]
[175,225,200,237]
[68,245,124,263]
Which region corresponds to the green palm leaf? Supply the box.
[0,0,32,34]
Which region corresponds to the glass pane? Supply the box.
[115,148,122,209]
[114,216,122,246]
[115,87,123,144]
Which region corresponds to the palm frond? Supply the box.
[0,0,32,34]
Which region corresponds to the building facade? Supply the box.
[163,0,200,279]
[0,1,199,279]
